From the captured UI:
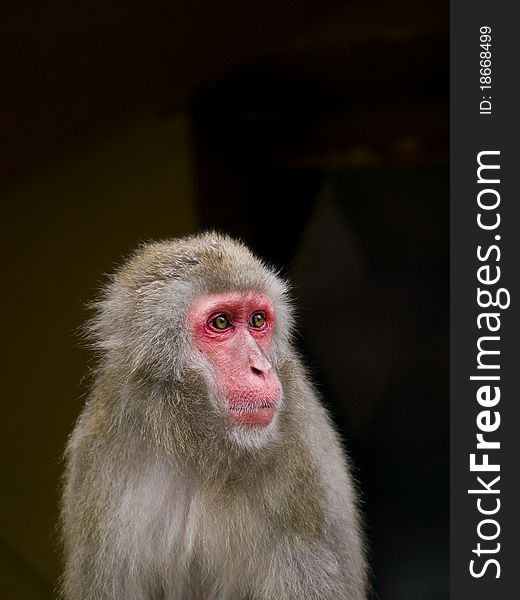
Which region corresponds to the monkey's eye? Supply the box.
[211,314,231,330]
[250,312,266,328]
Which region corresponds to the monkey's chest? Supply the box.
[130,470,266,594]
[182,488,265,562]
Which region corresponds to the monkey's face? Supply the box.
[188,290,282,429]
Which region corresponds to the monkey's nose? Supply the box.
[251,356,272,376]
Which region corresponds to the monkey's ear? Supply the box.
[81,291,125,353]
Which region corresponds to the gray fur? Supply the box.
[60,232,368,600]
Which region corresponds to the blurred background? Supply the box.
[0,1,448,598]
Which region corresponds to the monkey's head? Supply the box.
[89,233,295,451]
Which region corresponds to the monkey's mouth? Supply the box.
[228,402,276,427]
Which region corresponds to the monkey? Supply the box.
[60,232,368,600]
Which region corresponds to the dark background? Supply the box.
[0,2,448,598]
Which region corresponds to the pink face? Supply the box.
[188,291,282,428]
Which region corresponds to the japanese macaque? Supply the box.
[61,232,368,600]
